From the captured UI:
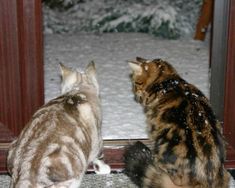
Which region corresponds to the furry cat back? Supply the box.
[125,57,231,188]
[7,62,110,188]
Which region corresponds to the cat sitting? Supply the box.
[124,57,231,188]
[7,62,110,188]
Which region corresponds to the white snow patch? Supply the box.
[44,33,209,139]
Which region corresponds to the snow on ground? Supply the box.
[44,32,209,139]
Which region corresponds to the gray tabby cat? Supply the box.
[7,62,110,188]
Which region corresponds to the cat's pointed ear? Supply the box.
[136,57,147,63]
[128,61,143,75]
[59,63,81,94]
[86,61,99,91]
[59,63,74,80]
[86,61,96,78]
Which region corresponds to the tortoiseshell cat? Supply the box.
[124,57,231,188]
[7,62,110,188]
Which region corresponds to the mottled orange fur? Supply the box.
[125,57,231,188]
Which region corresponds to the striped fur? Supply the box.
[125,57,231,188]
[7,62,110,188]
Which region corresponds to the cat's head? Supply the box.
[128,57,177,104]
[59,61,99,95]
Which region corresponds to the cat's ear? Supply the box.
[128,61,143,75]
[59,63,81,94]
[86,61,99,91]
[86,61,97,79]
[59,63,74,80]
[136,57,147,63]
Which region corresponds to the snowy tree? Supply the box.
[43,0,203,39]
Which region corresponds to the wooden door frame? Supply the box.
[0,0,235,174]
[210,0,235,168]
[223,0,235,167]
[0,0,44,173]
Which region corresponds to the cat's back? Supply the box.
[127,57,231,187]
[149,78,228,187]
[7,91,100,187]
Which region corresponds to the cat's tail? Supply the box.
[123,141,153,187]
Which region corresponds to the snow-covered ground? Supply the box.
[44,33,209,139]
